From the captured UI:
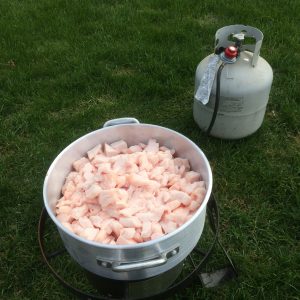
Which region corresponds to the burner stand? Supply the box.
[38,194,238,299]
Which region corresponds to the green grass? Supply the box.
[0,0,299,299]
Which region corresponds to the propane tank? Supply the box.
[193,25,273,139]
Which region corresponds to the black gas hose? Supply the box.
[206,62,225,135]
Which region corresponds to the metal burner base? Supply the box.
[86,262,183,299]
[38,194,238,300]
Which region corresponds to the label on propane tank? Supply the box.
[195,55,220,105]
[208,95,245,113]
[220,96,244,113]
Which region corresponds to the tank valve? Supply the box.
[220,46,238,63]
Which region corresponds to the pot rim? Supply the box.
[43,123,213,249]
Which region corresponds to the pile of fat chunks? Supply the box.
[56,139,206,245]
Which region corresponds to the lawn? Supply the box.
[0,0,299,299]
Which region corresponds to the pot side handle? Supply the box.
[97,246,179,272]
[112,256,167,272]
[103,117,140,128]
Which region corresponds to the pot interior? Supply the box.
[44,123,212,230]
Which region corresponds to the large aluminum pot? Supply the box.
[43,118,212,280]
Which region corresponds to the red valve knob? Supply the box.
[224,46,238,59]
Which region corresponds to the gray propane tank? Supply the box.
[194,25,273,139]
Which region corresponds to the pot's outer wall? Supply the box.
[43,123,212,280]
